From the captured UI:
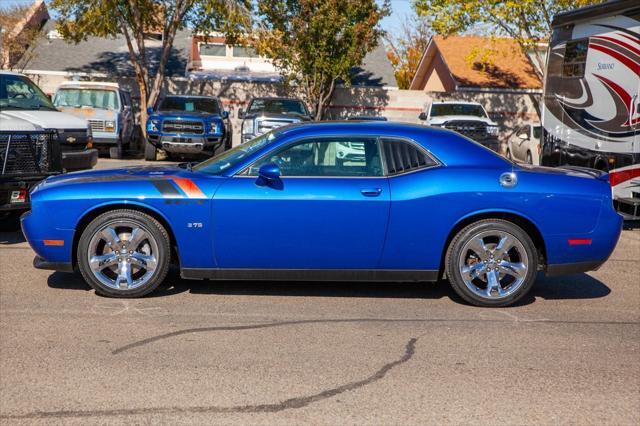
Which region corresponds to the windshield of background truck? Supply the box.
[0,74,56,111]
[54,88,120,110]
[430,104,487,118]
[247,99,308,116]
[158,97,220,114]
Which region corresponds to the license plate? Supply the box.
[10,189,27,203]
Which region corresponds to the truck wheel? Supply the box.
[144,140,157,161]
[109,145,123,159]
[445,219,538,307]
[77,209,171,298]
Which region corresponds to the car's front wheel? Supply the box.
[445,219,538,307]
[77,209,170,298]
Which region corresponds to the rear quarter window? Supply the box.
[381,138,438,175]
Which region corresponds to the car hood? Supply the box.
[1,110,88,130]
[244,112,310,121]
[0,112,42,131]
[41,164,198,188]
[57,106,117,121]
[429,115,497,126]
[153,112,223,120]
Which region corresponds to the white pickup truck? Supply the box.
[0,71,98,171]
[418,101,501,152]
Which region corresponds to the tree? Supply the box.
[0,4,44,70]
[254,0,389,120]
[385,14,431,89]
[50,0,250,159]
[414,0,603,79]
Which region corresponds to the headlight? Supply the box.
[147,119,160,132]
[105,121,116,133]
[487,125,499,136]
[242,119,254,136]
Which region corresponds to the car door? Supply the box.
[212,136,390,269]
[514,124,530,162]
[120,91,133,142]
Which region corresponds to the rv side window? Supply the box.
[562,39,588,78]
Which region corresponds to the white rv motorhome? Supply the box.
[541,0,640,219]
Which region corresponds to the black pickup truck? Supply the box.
[0,130,62,219]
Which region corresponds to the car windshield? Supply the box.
[533,126,542,139]
[247,99,308,116]
[193,132,275,175]
[0,74,57,111]
[158,97,220,114]
[430,104,487,118]
[54,88,119,110]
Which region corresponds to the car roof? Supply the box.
[163,95,220,100]
[431,101,483,106]
[250,97,304,102]
[58,81,120,88]
[0,70,26,77]
[262,121,508,169]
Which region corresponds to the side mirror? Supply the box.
[518,132,529,140]
[146,106,154,115]
[222,110,230,119]
[258,163,281,181]
[238,108,245,119]
[418,112,427,121]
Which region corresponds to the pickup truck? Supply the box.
[0,71,98,171]
[239,97,312,143]
[145,95,232,161]
[418,101,500,152]
[53,81,135,159]
[0,121,62,219]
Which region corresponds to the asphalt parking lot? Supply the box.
[0,159,639,425]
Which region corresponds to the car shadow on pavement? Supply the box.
[46,270,611,306]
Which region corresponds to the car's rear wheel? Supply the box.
[77,210,170,298]
[445,219,538,307]
[109,145,123,159]
[526,151,533,165]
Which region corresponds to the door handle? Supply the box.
[360,188,382,197]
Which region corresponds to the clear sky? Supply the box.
[379,0,416,34]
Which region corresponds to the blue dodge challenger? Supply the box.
[21,122,622,307]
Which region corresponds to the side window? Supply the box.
[381,138,437,175]
[562,39,588,78]
[248,138,383,177]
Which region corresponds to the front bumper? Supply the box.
[92,131,119,145]
[33,255,74,272]
[62,149,98,171]
[148,133,223,154]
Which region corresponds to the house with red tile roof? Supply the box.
[409,35,543,93]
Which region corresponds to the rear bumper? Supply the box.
[546,260,605,277]
[62,149,98,171]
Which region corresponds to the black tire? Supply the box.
[526,151,533,165]
[77,209,171,298]
[144,139,157,161]
[445,219,538,307]
[109,145,123,159]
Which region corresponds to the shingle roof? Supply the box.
[350,40,397,87]
[431,36,541,90]
[22,20,189,76]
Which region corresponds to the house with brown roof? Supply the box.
[409,36,542,93]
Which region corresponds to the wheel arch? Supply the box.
[72,202,180,269]
[439,210,547,279]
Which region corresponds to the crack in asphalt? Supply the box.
[0,338,417,420]
[112,317,638,355]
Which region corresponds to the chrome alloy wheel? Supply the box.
[458,230,529,300]
[87,221,159,291]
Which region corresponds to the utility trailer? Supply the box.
[541,0,640,219]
